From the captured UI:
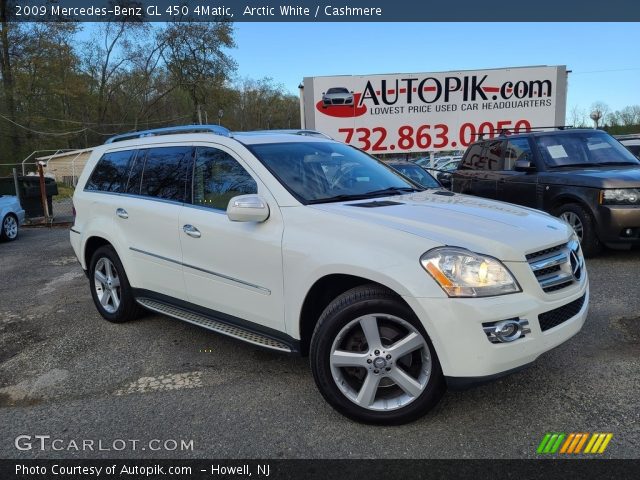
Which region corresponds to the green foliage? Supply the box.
[0,20,300,164]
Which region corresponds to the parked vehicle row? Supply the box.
[449,129,640,256]
[70,125,588,424]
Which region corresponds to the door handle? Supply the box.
[116,208,129,219]
[182,224,201,238]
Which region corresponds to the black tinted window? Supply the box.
[193,147,257,210]
[484,140,505,170]
[125,150,145,195]
[461,143,484,169]
[139,147,193,201]
[85,150,135,192]
[505,138,534,170]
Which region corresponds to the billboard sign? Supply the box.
[302,66,567,153]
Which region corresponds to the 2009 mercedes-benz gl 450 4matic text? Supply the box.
[70,125,589,424]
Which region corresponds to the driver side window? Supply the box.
[192,147,257,211]
[505,138,533,170]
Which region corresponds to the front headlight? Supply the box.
[600,189,640,205]
[420,247,521,298]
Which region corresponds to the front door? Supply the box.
[179,145,285,332]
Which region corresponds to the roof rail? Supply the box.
[471,125,576,140]
[104,125,232,144]
[236,129,333,139]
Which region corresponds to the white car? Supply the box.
[0,195,25,241]
[70,125,589,424]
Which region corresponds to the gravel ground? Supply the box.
[0,227,638,459]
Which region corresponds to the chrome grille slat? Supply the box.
[529,252,569,272]
[526,241,583,294]
[538,272,575,288]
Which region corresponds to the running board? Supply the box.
[136,297,293,353]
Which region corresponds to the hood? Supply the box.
[541,166,640,188]
[310,191,572,262]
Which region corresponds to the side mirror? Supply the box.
[438,172,452,189]
[226,195,270,223]
[514,159,536,172]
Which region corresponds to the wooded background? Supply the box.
[0,11,301,172]
[1,3,638,175]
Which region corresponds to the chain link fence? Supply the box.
[0,152,89,224]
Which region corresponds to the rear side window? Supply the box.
[483,140,505,170]
[139,146,193,201]
[505,138,534,170]
[461,143,483,169]
[193,147,257,211]
[85,150,135,192]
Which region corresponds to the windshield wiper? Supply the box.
[307,187,422,205]
[361,186,423,196]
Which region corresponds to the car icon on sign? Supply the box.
[322,87,354,107]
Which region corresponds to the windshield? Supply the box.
[326,88,349,94]
[389,164,440,188]
[250,142,420,203]
[536,132,640,167]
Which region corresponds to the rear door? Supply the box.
[178,145,285,332]
[454,141,503,200]
[117,145,192,300]
[497,137,539,208]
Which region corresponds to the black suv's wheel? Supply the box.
[89,245,142,323]
[1,214,18,241]
[310,284,445,425]
[556,203,602,257]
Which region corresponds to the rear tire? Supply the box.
[556,203,602,257]
[310,284,445,425]
[89,245,142,323]
[0,214,18,242]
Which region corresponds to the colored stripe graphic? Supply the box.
[539,433,613,454]
[574,433,589,453]
[537,433,565,454]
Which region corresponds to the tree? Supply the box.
[82,19,147,126]
[161,20,236,124]
[568,105,588,128]
[589,101,610,128]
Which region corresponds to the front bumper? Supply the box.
[595,205,640,245]
[404,268,589,379]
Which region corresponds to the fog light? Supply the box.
[483,318,531,344]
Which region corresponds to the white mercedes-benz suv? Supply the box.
[70,125,588,424]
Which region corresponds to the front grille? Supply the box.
[538,294,587,331]
[534,265,561,278]
[526,243,564,261]
[526,241,584,294]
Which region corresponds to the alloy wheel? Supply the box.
[3,215,17,239]
[329,314,431,411]
[560,211,584,241]
[94,257,121,314]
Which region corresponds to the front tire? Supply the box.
[1,214,18,241]
[557,203,602,257]
[89,245,142,323]
[310,284,445,425]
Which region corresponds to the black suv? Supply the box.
[451,129,640,256]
